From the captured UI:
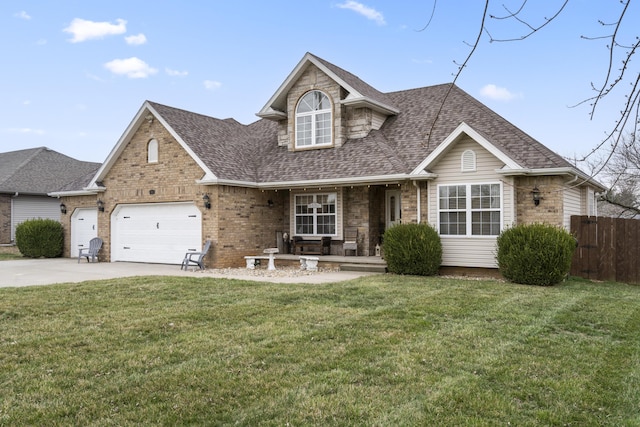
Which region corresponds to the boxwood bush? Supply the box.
[15,218,64,258]
[496,223,576,286]
[383,223,442,276]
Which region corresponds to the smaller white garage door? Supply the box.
[70,208,98,258]
[111,202,202,264]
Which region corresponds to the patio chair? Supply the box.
[343,227,358,256]
[78,237,103,263]
[181,240,212,271]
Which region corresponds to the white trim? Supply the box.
[411,122,522,175]
[256,52,399,120]
[86,102,217,190]
[437,182,503,237]
[295,90,333,148]
[196,173,412,189]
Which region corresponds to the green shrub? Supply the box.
[383,223,442,276]
[15,218,64,258]
[496,223,576,286]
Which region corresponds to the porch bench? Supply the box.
[244,255,271,270]
[292,236,331,255]
[299,256,320,272]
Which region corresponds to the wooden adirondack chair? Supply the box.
[78,237,103,263]
[181,240,212,270]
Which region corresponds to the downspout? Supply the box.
[413,181,421,224]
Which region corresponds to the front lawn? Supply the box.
[1,275,639,425]
[0,245,22,260]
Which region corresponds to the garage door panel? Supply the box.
[111,203,202,264]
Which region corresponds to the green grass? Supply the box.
[0,246,23,260]
[1,275,639,426]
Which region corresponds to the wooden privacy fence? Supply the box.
[570,215,640,284]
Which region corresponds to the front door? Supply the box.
[385,190,401,229]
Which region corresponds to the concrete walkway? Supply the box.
[0,258,379,288]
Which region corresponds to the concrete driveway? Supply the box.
[0,258,376,288]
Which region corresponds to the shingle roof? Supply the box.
[0,147,101,194]
[146,54,578,185]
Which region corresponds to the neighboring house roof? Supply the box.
[79,53,603,192]
[0,147,101,195]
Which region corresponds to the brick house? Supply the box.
[52,52,605,268]
[0,147,100,244]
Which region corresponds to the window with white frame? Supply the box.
[295,90,332,148]
[295,193,337,236]
[147,139,158,163]
[438,183,502,236]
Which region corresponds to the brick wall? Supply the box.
[515,176,565,227]
[214,186,285,267]
[0,194,12,244]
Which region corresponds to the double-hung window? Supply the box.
[295,90,332,148]
[438,183,502,236]
[295,193,337,236]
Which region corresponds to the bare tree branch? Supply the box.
[425,1,490,147]
[487,0,569,42]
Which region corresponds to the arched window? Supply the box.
[295,90,332,148]
[147,139,158,163]
[461,149,476,172]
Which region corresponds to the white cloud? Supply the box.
[5,127,45,135]
[480,84,522,101]
[204,80,222,90]
[36,38,47,46]
[104,57,158,79]
[125,33,147,45]
[63,18,127,43]
[337,1,386,25]
[14,11,31,20]
[166,68,188,77]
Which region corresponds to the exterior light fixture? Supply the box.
[97,199,105,212]
[267,199,274,208]
[531,187,542,206]
[203,194,211,209]
[60,203,67,214]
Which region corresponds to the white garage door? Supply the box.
[71,208,98,258]
[111,202,202,264]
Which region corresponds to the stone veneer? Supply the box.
[276,64,386,150]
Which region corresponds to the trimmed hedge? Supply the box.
[496,223,576,286]
[15,218,64,258]
[383,223,442,276]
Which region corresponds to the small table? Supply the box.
[263,248,279,271]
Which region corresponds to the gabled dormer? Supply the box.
[256,52,399,151]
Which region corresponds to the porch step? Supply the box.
[340,263,387,273]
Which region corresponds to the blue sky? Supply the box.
[1,1,635,164]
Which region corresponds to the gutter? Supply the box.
[196,173,426,189]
